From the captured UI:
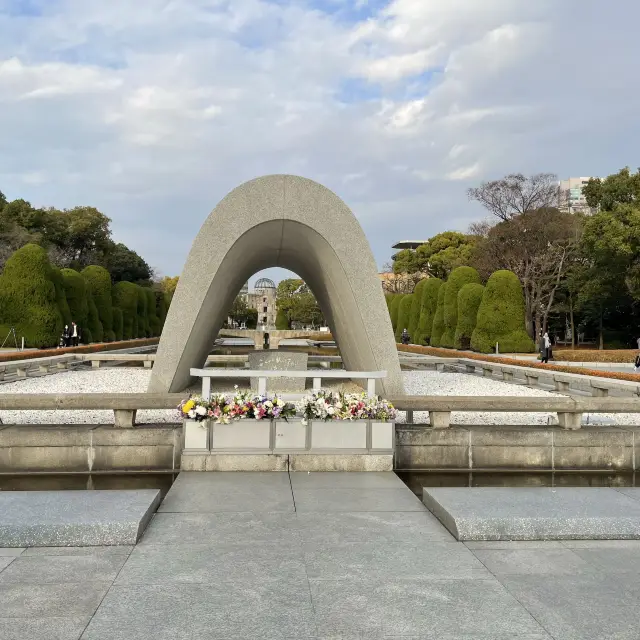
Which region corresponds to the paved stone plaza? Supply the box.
[1,472,640,639]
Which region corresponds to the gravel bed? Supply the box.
[0,368,638,426]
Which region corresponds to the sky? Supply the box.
[1,0,639,288]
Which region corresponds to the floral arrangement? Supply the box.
[297,391,397,424]
[247,394,297,421]
[178,395,210,422]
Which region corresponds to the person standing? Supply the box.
[539,332,550,364]
[62,325,70,347]
[401,328,410,345]
[636,337,640,350]
[71,322,79,347]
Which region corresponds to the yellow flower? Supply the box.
[182,400,195,414]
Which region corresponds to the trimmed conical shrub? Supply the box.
[417,278,442,345]
[430,285,446,347]
[145,288,160,336]
[136,286,148,338]
[454,283,484,350]
[51,266,72,327]
[82,266,114,342]
[112,281,138,340]
[395,294,414,341]
[407,280,427,343]
[86,294,103,343]
[471,270,535,353]
[389,294,405,334]
[155,291,169,329]
[112,307,123,341]
[60,268,89,333]
[0,244,63,348]
[441,267,481,348]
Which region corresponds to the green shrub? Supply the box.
[395,295,414,341]
[441,267,481,348]
[454,283,485,349]
[112,282,138,340]
[430,285,446,347]
[86,295,103,343]
[155,291,168,329]
[0,244,63,348]
[417,278,442,345]
[471,270,535,353]
[50,267,72,326]
[60,268,89,333]
[82,266,113,340]
[407,280,427,342]
[112,307,123,341]
[145,288,161,336]
[276,309,289,330]
[82,327,93,344]
[389,295,405,333]
[136,286,149,338]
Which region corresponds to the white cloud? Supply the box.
[0,0,638,278]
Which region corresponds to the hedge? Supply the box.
[454,283,484,350]
[0,337,160,363]
[51,266,72,326]
[471,270,534,353]
[389,295,405,333]
[60,268,89,331]
[86,293,103,344]
[155,290,168,328]
[441,267,481,348]
[0,244,63,348]
[145,288,161,336]
[137,286,149,338]
[112,281,139,340]
[397,344,640,383]
[82,266,114,341]
[553,349,640,363]
[407,280,427,344]
[417,278,442,346]
[430,285,446,347]
[112,307,124,341]
[396,295,414,341]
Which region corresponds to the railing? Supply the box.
[189,368,387,399]
[388,395,640,430]
[0,393,185,427]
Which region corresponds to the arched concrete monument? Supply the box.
[148,175,403,396]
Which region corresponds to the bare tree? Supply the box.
[471,208,583,337]
[468,173,559,221]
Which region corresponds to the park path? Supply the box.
[3,471,640,638]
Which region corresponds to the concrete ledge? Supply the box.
[422,487,640,540]
[0,489,162,547]
[289,453,393,472]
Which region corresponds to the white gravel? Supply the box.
[0,368,638,426]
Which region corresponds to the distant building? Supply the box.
[391,240,429,261]
[558,177,598,214]
[247,278,277,330]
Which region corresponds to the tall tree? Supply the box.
[102,242,153,284]
[468,173,559,221]
[583,167,640,212]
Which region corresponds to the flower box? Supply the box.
[183,419,209,451]
[211,421,271,451]
[273,418,307,450]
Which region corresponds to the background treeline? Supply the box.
[387,266,534,354]
[389,168,640,349]
[0,189,173,347]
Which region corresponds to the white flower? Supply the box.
[188,409,196,419]
[195,406,207,416]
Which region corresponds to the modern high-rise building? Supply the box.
[558,177,598,214]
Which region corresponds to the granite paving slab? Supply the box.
[0,490,162,547]
[0,554,127,584]
[471,549,594,576]
[309,578,552,639]
[0,547,24,557]
[138,512,300,545]
[80,581,317,640]
[289,471,406,489]
[293,487,425,512]
[0,582,109,617]
[303,540,490,581]
[22,545,133,556]
[571,547,640,573]
[0,557,14,572]
[423,487,640,540]
[115,542,307,585]
[498,572,640,640]
[0,616,90,640]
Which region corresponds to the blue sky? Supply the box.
[1,0,639,288]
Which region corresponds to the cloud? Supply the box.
[0,0,639,280]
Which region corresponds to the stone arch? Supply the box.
[148,174,403,396]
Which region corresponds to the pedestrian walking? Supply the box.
[636,336,640,350]
[71,322,79,347]
[401,328,410,345]
[634,353,640,373]
[539,332,551,364]
[62,324,70,347]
